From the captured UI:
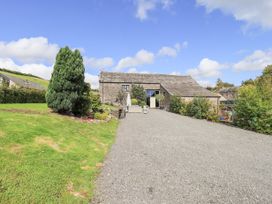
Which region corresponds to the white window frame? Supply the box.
[121,84,130,92]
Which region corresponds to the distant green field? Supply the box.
[0,71,49,88]
[0,103,118,203]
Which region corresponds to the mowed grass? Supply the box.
[0,71,49,88]
[0,104,118,203]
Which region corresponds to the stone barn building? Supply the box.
[99,72,220,110]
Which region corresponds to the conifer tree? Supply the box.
[46,47,90,115]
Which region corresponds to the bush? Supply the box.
[131,98,138,105]
[169,96,186,114]
[139,100,146,108]
[0,87,46,103]
[90,92,102,113]
[131,85,146,103]
[186,98,211,119]
[46,47,90,116]
[94,112,109,120]
[206,110,219,122]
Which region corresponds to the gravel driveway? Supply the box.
[92,110,272,204]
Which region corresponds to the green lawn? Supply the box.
[0,103,118,203]
[0,71,49,88]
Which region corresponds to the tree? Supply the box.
[234,64,272,134]
[262,65,272,76]
[116,90,126,106]
[234,85,272,134]
[256,65,272,101]
[215,78,234,91]
[131,84,146,103]
[46,47,90,116]
[241,79,255,86]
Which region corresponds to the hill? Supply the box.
[0,68,49,89]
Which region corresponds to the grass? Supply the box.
[0,71,49,88]
[0,103,118,203]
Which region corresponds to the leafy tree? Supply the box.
[215,78,234,91]
[131,84,146,103]
[262,65,272,76]
[234,64,272,134]
[241,79,255,86]
[234,85,272,134]
[46,47,90,116]
[116,90,126,105]
[256,64,272,101]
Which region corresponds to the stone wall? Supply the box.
[99,82,160,104]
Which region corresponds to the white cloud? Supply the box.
[233,50,272,71]
[135,0,174,20]
[0,37,59,64]
[115,49,154,71]
[158,46,177,57]
[187,58,225,78]
[158,41,188,57]
[196,0,272,29]
[127,67,150,74]
[0,58,53,80]
[135,0,156,20]
[85,73,99,89]
[169,71,181,75]
[197,80,215,88]
[84,57,114,69]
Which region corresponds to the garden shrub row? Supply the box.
[0,87,46,103]
[169,96,218,122]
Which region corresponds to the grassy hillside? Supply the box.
[0,104,118,203]
[0,70,49,89]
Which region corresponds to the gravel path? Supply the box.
[92,110,272,204]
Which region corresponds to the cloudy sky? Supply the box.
[0,0,272,88]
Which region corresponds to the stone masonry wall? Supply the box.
[99,82,161,104]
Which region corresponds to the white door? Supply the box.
[150,97,156,108]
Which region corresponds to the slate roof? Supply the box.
[219,87,238,101]
[0,73,45,90]
[100,72,219,97]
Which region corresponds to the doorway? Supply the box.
[146,90,160,108]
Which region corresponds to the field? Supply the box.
[0,70,49,88]
[0,104,118,203]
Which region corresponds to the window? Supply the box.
[121,85,130,92]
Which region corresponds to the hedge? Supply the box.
[0,87,46,103]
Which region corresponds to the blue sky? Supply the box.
[0,0,271,88]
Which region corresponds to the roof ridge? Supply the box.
[100,71,191,78]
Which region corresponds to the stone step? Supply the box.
[128,105,143,113]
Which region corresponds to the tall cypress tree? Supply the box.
[46,47,90,115]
